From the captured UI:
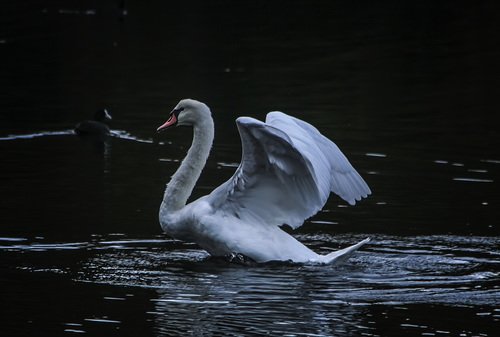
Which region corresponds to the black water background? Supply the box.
[1,1,499,336]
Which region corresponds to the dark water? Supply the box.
[1,1,499,336]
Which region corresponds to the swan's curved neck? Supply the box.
[161,118,214,213]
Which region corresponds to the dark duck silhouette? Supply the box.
[75,109,112,136]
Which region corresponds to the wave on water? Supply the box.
[0,129,153,144]
[3,234,498,307]
[0,130,76,140]
[2,234,498,337]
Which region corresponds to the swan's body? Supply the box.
[157,99,371,264]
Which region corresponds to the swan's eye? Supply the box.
[172,107,184,118]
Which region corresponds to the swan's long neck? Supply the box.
[161,117,214,213]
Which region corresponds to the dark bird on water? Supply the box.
[75,109,112,136]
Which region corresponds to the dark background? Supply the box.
[0,1,499,336]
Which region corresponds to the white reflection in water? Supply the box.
[217,162,240,168]
[453,177,494,183]
[0,130,75,140]
[481,159,500,164]
[467,169,488,173]
[0,129,152,144]
[110,130,153,144]
[159,158,180,163]
[0,237,28,242]
[84,318,121,324]
[365,152,387,158]
[63,328,86,334]
[432,157,496,184]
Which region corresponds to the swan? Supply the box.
[157,99,371,264]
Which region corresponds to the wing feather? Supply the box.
[207,112,370,229]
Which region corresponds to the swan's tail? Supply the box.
[316,238,370,265]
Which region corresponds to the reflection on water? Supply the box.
[1,234,498,336]
[0,130,76,141]
[0,129,153,144]
[79,235,500,306]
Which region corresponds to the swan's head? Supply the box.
[157,99,211,132]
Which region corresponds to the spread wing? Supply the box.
[206,112,371,229]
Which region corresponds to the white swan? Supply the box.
[157,99,371,264]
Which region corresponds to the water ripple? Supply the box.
[0,130,75,140]
[2,234,498,336]
[52,234,499,307]
[0,129,153,144]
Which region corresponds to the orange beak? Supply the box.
[157,113,177,132]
